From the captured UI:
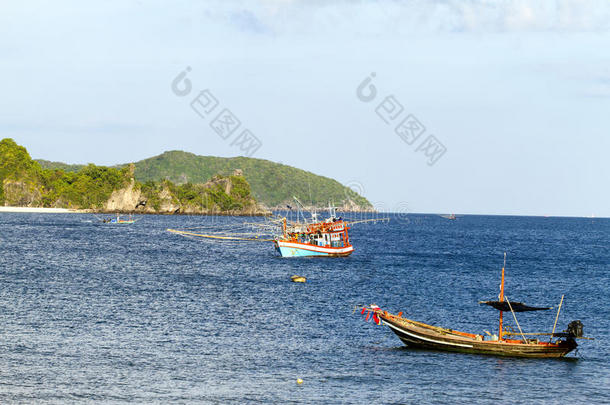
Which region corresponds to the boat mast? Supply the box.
[498,252,506,340]
[328,201,336,220]
[282,217,287,239]
[293,196,307,224]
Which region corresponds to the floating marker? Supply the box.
[291,275,306,283]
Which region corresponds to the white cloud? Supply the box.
[220,0,610,36]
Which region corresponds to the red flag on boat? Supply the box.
[372,313,380,325]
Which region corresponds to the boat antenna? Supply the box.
[328,200,336,219]
[308,182,313,208]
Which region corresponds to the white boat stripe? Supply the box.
[277,241,354,254]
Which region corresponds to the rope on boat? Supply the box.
[550,295,564,343]
[501,332,593,340]
[345,217,391,225]
[505,296,528,342]
[175,222,269,231]
[167,228,274,241]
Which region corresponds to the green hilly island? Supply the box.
[38,151,373,209]
[1,138,262,214]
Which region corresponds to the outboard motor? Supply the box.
[567,320,584,338]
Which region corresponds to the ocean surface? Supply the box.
[0,213,608,404]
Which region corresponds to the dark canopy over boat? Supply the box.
[479,301,552,312]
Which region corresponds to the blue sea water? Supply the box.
[0,213,608,404]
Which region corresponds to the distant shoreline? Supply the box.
[0,206,604,218]
[0,206,269,216]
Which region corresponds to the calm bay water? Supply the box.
[0,213,608,404]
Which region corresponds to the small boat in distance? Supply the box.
[440,214,456,220]
[101,213,137,225]
[358,254,591,358]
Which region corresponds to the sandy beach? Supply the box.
[0,206,81,214]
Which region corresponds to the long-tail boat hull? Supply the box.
[381,313,577,358]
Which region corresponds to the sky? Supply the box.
[1,0,609,217]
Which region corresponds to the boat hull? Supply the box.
[275,240,354,257]
[381,315,576,358]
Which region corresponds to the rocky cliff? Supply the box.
[101,170,268,215]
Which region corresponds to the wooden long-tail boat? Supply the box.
[358,254,590,358]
